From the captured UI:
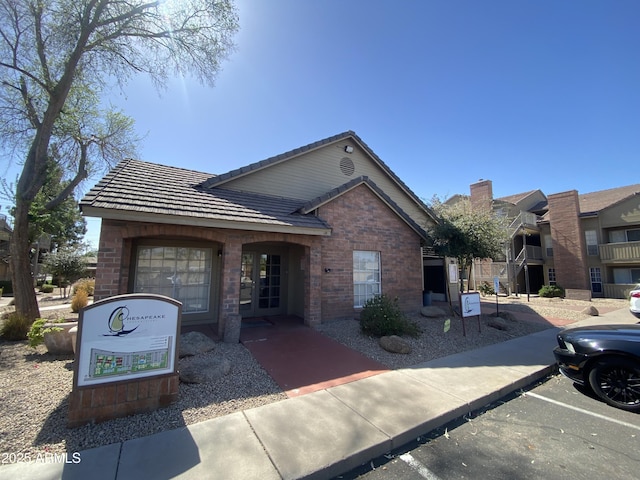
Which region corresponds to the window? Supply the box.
[134,245,212,314]
[628,229,640,242]
[585,230,598,256]
[609,229,640,243]
[613,268,640,284]
[548,268,556,286]
[353,251,380,307]
[590,267,602,294]
[544,234,553,257]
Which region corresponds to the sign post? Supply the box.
[459,292,482,336]
[493,275,500,316]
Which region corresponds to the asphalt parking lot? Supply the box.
[338,373,640,480]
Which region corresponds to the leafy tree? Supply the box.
[0,0,239,321]
[11,163,87,251]
[43,248,88,298]
[427,196,509,293]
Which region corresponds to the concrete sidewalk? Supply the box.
[2,308,636,480]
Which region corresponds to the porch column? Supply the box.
[304,242,322,326]
[218,240,242,342]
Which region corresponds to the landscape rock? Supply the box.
[379,335,412,354]
[581,306,599,316]
[179,331,216,358]
[179,355,231,384]
[487,316,509,331]
[420,306,447,318]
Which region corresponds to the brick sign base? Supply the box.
[68,373,179,427]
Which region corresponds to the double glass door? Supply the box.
[240,252,283,316]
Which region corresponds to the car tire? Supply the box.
[588,358,640,412]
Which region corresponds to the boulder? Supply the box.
[179,331,216,358]
[582,306,599,316]
[420,306,447,318]
[379,335,412,354]
[179,355,231,384]
[487,316,509,331]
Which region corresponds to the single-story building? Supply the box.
[80,131,441,341]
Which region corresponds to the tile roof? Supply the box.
[578,184,640,214]
[80,159,331,233]
[495,190,540,205]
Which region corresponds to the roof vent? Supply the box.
[340,157,355,176]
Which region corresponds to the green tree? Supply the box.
[43,248,88,298]
[0,0,239,321]
[12,163,87,251]
[427,196,509,293]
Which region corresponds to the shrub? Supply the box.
[359,295,421,338]
[0,313,30,341]
[539,284,564,298]
[478,282,495,296]
[73,278,95,297]
[27,318,64,348]
[71,289,89,313]
[0,280,12,295]
[40,284,54,294]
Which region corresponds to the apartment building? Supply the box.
[468,180,640,300]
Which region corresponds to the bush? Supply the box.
[0,280,12,295]
[27,318,64,348]
[539,284,564,298]
[73,278,95,297]
[359,295,421,338]
[40,284,54,294]
[0,312,30,341]
[71,289,89,313]
[478,282,495,296]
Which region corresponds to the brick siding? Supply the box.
[318,184,423,320]
[548,190,590,290]
[68,374,179,427]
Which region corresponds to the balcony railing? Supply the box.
[603,283,638,299]
[598,241,640,264]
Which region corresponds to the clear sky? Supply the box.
[2,0,639,249]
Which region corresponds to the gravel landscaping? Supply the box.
[0,294,628,460]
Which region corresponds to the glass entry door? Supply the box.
[240,252,283,316]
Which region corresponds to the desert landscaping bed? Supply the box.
[0,294,628,459]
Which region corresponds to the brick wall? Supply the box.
[68,374,179,427]
[318,184,423,320]
[470,180,493,211]
[548,190,590,290]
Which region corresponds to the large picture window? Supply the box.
[353,251,380,307]
[134,246,212,314]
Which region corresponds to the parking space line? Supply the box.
[526,391,640,431]
[399,453,443,480]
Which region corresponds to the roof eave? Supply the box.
[81,207,333,237]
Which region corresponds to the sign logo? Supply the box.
[104,306,139,336]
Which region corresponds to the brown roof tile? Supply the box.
[80,159,331,232]
[578,184,640,214]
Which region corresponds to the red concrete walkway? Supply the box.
[240,316,389,397]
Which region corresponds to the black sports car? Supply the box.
[554,324,640,412]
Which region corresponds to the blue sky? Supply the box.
[2,0,639,249]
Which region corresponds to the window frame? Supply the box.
[353,250,381,308]
[132,240,216,320]
[590,267,603,294]
[585,230,599,256]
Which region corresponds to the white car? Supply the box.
[631,284,640,318]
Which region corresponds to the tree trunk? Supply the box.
[9,199,41,322]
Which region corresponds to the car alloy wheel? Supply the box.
[588,358,640,412]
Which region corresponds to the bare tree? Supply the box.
[0,0,239,320]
